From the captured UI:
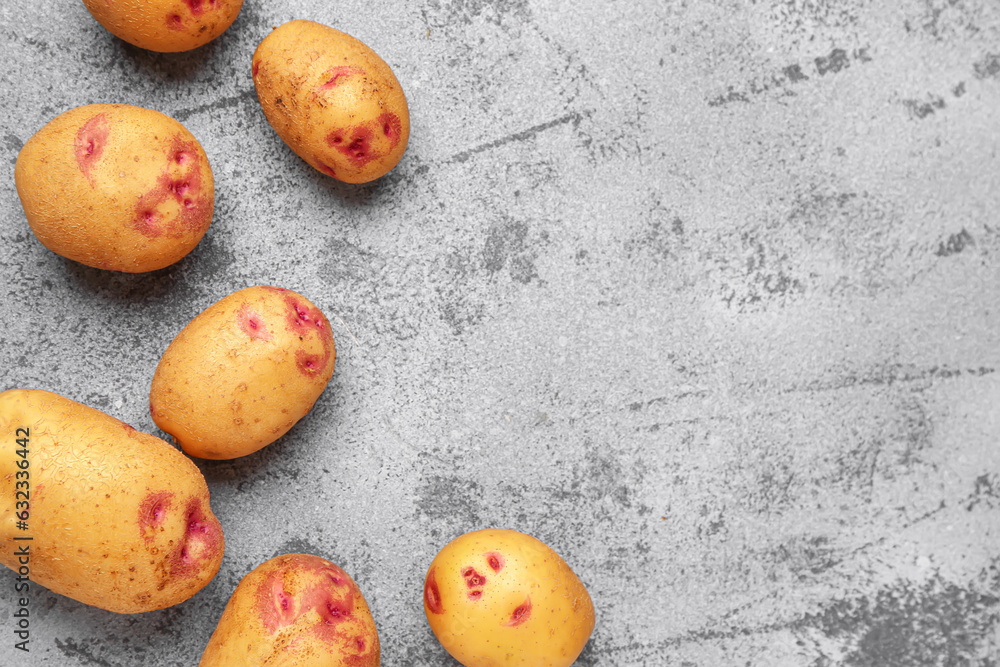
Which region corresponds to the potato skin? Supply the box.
[424,529,595,667]
[150,286,336,459]
[0,389,224,614]
[200,553,380,666]
[81,0,244,52]
[252,20,410,184]
[15,103,214,273]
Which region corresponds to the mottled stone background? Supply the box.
[1,0,999,665]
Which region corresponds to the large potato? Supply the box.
[150,286,336,459]
[81,0,244,52]
[200,553,380,666]
[424,529,595,667]
[15,103,214,273]
[252,20,410,184]
[0,389,224,614]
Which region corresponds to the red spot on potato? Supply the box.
[424,567,444,614]
[486,552,504,573]
[283,295,335,379]
[252,61,260,77]
[75,113,109,186]
[505,597,532,626]
[468,590,482,601]
[257,556,357,639]
[184,0,207,15]
[324,113,402,176]
[283,295,334,343]
[463,567,486,588]
[167,135,211,233]
[133,135,211,238]
[378,112,402,147]
[327,125,375,167]
[236,303,272,341]
[318,66,363,91]
[135,209,160,237]
[138,491,173,543]
[322,597,352,623]
[315,158,337,178]
[167,13,184,30]
[296,349,332,378]
[168,498,222,578]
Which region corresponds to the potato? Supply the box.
[200,553,380,666]
[150,286,336,459]
[81,0,244,52]
[424,529,595,667]
[252,20,410,184]
[0,389,224,614]
[15,103,214,273]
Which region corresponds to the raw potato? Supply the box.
[200,553,380,666]
[424,529,595,667]
[15,103,214,273]
[0,389,224,614]
[150,286,336,459]
[252,20,410,183]
[81,0,244,52]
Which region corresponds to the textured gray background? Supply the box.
[1,0,999,665]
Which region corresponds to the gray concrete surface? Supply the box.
[1,0,999,665]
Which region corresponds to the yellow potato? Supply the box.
[150,286,336,459]
[200,553,380,666]
[81,0,244,52]
[0,389,224,613]
[252,20,410,183]
[15,103,214,272]
[424,529,595,667]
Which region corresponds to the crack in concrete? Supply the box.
[444,110,590,164]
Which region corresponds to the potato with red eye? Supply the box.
[0,389,224,614]
[81,0,244,52]
[424,528,595,667]
[150,286,336,459]
[252,20,410,184]
[14,103,214,273]
[199,553,380,666]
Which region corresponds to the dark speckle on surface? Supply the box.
[974,52,1000,79]
[54,638,117,667]
[708,46,872,107]
[805,569,1000,666]
[904,95,947,119]
[815,48,852,76]
[4,132,22,152]
[416,475,486,530]
[937,228,975,256]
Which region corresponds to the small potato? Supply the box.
[252,20,410,184]
[81,0,244,53]
[200,553,380,666]
[15,103,214,273]
[0,389,224,614]
[424,529,595,667]
[150,286,336,459]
